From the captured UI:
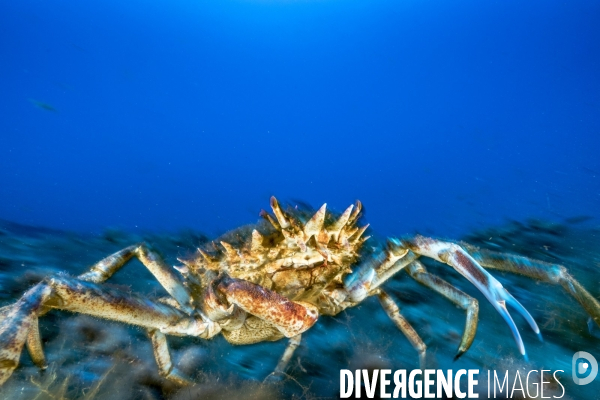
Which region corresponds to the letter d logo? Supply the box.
[572,351,598,385]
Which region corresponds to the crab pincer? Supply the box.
[403,235,542,358]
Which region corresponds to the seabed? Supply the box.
[0,218,598,399]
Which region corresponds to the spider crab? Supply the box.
[0,196,598,386]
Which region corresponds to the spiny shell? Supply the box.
[181,197,369,300]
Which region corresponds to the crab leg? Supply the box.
[345,239,416,303]
[462,244,600,327]
[25,317,47,369]
[0,301,47,370]
[264,334,302,382]
[377,289,427,368]
[7,243,198,376]
[405,260,479,359]
[370,240,416,292]
[403,235,541,358]
[149,330,193,386]
[0,305,45,369]
[0,276,219,386]
[0,283,52,385]
[78,243,194,314]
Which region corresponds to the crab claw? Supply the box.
[215,275,318,338]
[404,236,541,358]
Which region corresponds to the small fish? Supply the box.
[28,99,58,112]
[482,241,502,249]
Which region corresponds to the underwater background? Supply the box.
[1,0,599,399]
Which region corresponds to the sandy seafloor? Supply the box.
[0,216,599,400]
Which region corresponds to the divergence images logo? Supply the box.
[572,351,598,385]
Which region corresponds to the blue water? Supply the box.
[1,0,599,239]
